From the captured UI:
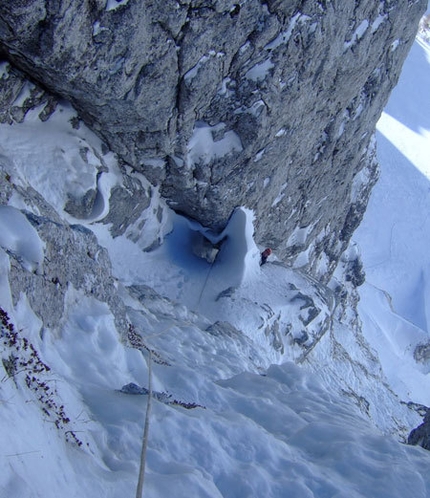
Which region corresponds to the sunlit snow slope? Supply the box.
[355,34,430,406]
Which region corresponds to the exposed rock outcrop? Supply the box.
[0,0,426,280]
[414,342,430,367]
[408,409,430,451]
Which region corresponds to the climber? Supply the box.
[260,247,272,266]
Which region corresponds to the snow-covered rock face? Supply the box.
[0,0,426,278]
[1,62,430,494]
[1,6,430,497]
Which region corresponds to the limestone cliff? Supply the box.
[0,0,426,278]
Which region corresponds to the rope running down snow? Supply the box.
[196,259,216,310]
[136,350,152,498]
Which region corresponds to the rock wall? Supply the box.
[0,157,130,336]
[0,0,426,279]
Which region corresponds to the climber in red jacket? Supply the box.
[260,248,272,266]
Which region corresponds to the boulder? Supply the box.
[408,409,430,451]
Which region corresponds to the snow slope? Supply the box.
[1,293,430,498]
[1,33,430,498]
[354,34,430,406]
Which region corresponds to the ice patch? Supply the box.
[218,77,234,97]
[293,245,311,268]
[245,59,274,82]
[271,183,288,206]
[287,224,311,248]
[353,102,364,120]
[209,207,262,287]
[11,81,35,108]
[0,206,44,272]
[314,251,330,278]
[0,61,9,78]
[248,100,266,116]
[336,110,350,138]
[344,20,369,50]
[254,148,266,162]
[265,13,310,50]
[350,165,372,203]
[184,51,225,82]
[371,13,387,33]
[106,0,129,11]
[239,41,252,54]
[141,157,165,169]
[391,39,400,51]
[187,122,243,168]
[93,21,102,36]
[184,55,210,82]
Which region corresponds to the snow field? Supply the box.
[0,99,121,224]
[3,282,429,498]
[355,35,430,406]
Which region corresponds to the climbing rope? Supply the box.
[136,350,152,498]
[196,258,216,310]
